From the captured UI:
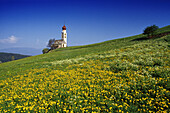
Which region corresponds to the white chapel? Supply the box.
[51,25,67,49]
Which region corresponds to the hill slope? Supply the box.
[0,52,30,63]
[0,25,170,112]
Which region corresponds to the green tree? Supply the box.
[42,48,49,54]
[47,38,55,48]
[143,25,159,38]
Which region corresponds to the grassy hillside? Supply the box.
[0,52,30,63]
[0,26,170,112]
[156,25,170,33]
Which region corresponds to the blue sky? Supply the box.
[0,0,170,54]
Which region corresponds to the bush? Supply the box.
[42,48,49,54]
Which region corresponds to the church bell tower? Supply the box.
[62,25,67,47]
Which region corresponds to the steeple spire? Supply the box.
[62,25,67,47]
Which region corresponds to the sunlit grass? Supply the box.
[0,28,170,112]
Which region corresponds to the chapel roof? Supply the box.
[62,25,66,30]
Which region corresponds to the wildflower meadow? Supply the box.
[0,33,170,112]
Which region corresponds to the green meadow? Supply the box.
[0,25,170,112]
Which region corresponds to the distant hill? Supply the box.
[0,52,30,63]
[0,47,42,56]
